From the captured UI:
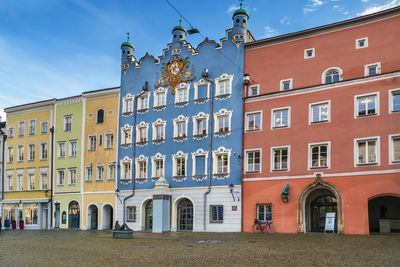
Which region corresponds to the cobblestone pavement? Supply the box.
[0,230,399,266]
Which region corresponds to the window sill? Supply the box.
[137,108,149,113]
[246,128,260,132]
[87,149,97,152]
[136,141,148,145]
[175,101,189,105]
[120,179,131,182]
[216,94,231,98]
[153,139,165,142]
[68,184,76,186]
[104,147,114,150]
[245,170,260,173]
[122,112,133,116]
[126,220,136,223]
[356,162,378,166]
[215,131,230,134]
[310,120,329,124]
[174,136,187,140]
[194,98,209,102]
[121,143,132,146]
[85,180,93,182]
[193,134,207,138]
[193,175,206,178]
[69,155,77,158]
[153,105,166,109]
[356,113,377,118]
[173,175,186,179]
[272,169,288,172]
[310,166,328,169]
[40,159,48,161]
[210,221,224,224]
[213,173,229,176]
[95,179,104,182]
[272,126,289,129]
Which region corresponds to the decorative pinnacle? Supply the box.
[127,32,130,42]
[240,0,243,9]
[179,18,182,26]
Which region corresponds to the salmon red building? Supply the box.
[242,7,400,234]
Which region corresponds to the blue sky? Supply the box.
[0,0,399,120]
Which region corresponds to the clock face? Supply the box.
[169,61,181,75]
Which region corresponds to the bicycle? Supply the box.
[252,218,275,233]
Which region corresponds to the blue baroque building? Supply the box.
[116,7,253,232]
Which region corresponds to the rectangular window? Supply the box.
[7,175,13,191]
[246,112,261,131]
[196,119,207,135]
[139,127,147,143]
[69,141,77,157]
[28,120,36,135]
[122,162,131,181]
[310,101,330,123]
[155,92,166,107]
[219,80,231,95]
[216,154,228,174]
[137,161,146,179]
[356,94,378,117]
[28,144,35,161]
[57,169,65,185]
[28,174,35,190]
[248,85,259,96]
[96,165,104,181]
[18,121,25,136]
[105,133,114,149]
[390,89,400,113]
[40,143,48,160]
[40,172,48,190]
[272,147,288,171]
[123,98,133,113]
[122,129,132,145]
[85,165,93,181]
[195,155,206,176]
[310,144,329,168]
[108,163,116,180]
[304,48,315,59]
[246,150,261,173]
[218,115,229,132]
[126,206,136,222]
[40,122,48,134]
[356,37,368,49]
[391,136,400,163]
[138,95,149,110]
[210,205,224,223]
[177,122,186,137]
[175,158,186,176]
[17,174,24,191]
[17,145,24,162]
[272,108,289,128]
[257,204,272,222]
[154,159,164,178]
[58,142,66,158]
[88,135,97,151]
[8,147,13,163]
[280,79,293,91]
[197,84,208,99]
[24,204,38,225]
[64,115,72,132]
[357,138,378,165]
[177,88,188,103]
[68,168,77,185]
[155,125,164,140]
[8,127,14,138]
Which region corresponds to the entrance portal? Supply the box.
[145,200,153,231]
[68,201,80,229]
[306,190,337,232]
[368,196,400,233]
[177,198,193,232]
[102,205,113,230]
[88,205,98,229]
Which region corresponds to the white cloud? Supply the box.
[362,0,369,2]
[358,0,400,15]
[263,26,279,38]
[0,108,5,122]
[280,16,291,24]
[227,5,239,13]
[303,0,325,13]
[333,4,349,15]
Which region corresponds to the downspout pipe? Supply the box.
[203,70,213,231]
[50,126,54,228]
[122,84,148,225]
[1,132,7,230]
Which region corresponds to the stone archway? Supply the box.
[297,175,344,233]
[102,204,113,230]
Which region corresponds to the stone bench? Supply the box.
[112,230,133,239]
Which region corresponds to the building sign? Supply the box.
[156,56,195,95]
[324,212,335,233]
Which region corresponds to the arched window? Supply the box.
[97,109,104,124]
[324,69,342,84]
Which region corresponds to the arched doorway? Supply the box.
[297,175,343,233]
[88,205,98,229]
[102,204,113,230]
[368,196,400,233]
[144,200,153,231]
[68,201,80,229]
[177,198,193,232]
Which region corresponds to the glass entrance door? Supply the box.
[145,201,153,231]
[177,199,193,232]
[310,195,337,232]
[68,201,80,229]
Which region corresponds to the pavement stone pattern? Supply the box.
[0,230,399,266]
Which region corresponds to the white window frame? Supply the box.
[85,164,93,181]
[57,169,65,186]
[175,83,190,104]
[69,140,77,157]
[135,154,148,181]
[27,170,35,191]
[354,136,380,166]
[7,146,13,163]
[356,37,368,49]
[58,142,66,158]
[194,78,210,100]
[88,134,97,151]
[309,100,331,124]
[389,134,400,164]
[68,168,77,185]
[18,121,25,137]
[39,168,49,190]
[152,119,166,141]
[304,48,315,59]
[322,67,343,84]
[122,93,134,114]
[214,108,233,134]
[192,112,209,136]
[16,171,24,191]
[364,62,381,77]
[8,126,15,138]
[28,119,36,136]
[245,148,262,173]
[215,73,234,97]
[271,107,291,129]
[126,206,136,222]
[96,164,104,181]
[389,88,400,114]
[120,124,133,145]
[120,157,132,182]
[212,146,231,175]
[270,145,290,172]
[64,115,72,132]
[151,153,166,179]
[105,132,114,149]
[6,171,13,191]
[136,121,149,143]
[257,204,273,222]
[280,79,293,91]
[108,162,117,180]
[17,145,24,162]
[137,92,150,111]
[173,115,189,138]
[40,121,48,134]
[248,84,259,96]
[191,148,208,178]
[245,111,262,132]
[172,151,188,178]
[153,88,167,108]
[354,92,379,118]
[40,142,48,160]
[308,142,331,170]
[28,143,35,161]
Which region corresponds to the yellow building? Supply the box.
[2,99,55,229]
[82,88,119,230]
